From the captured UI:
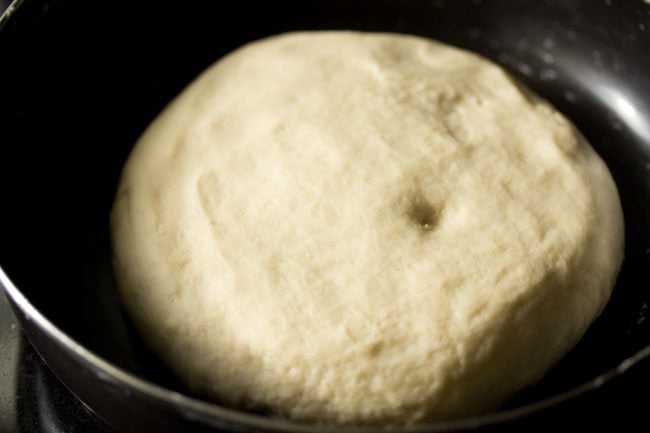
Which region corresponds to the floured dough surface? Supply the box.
[111,32,624,425]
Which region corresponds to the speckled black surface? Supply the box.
[0,292,114,433]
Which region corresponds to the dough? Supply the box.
[111,31,624,425]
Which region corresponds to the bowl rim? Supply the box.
[3,265,650,432]
[0,0,25,31]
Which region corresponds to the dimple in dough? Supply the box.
[111,31,624,425]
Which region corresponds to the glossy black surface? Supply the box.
[0,0,649,432]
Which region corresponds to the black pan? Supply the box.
[1,0,649,432]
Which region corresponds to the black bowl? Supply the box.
[1,0,649,432]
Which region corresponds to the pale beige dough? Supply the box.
[111,31,624,425]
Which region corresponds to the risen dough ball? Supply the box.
[111,32,624,425]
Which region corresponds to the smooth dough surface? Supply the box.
[111,32,624,425]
